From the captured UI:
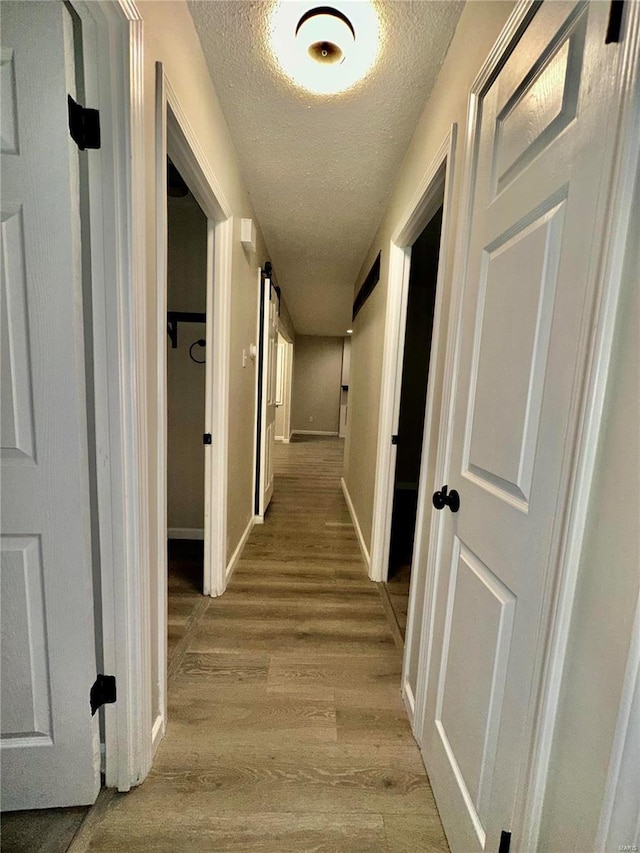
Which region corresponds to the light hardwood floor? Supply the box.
[81,436,449,852]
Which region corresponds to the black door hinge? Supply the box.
[68,95,101,150]
[90,674,116,716]
[605,0,624,43]
[391,434,399,445]
[498,830,511,853]
[203,433,212,445]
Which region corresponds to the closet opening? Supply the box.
[166,157,208,664]
[384,205,443,639]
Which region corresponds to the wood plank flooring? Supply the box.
[83,436,449,851]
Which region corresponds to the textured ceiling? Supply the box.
[188,0,464,335]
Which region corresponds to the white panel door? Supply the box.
[258,277,278,517]
[1,1,100,809]
[422,3,622,849]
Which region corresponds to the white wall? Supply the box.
[292,336,343,434]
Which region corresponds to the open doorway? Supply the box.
[165,159,208,668]
[154,64,234,750]
[385,206,443,639]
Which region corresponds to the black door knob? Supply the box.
[432,485,460,513]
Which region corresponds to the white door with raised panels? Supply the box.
[258,274,278,518]
[422,2,623,849]
[1,1,100,809]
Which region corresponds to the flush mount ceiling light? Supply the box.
[269,2,381,96]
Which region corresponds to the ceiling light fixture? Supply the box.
[269,2,381,96]
[295,7,355,66]
[346,329,353,334]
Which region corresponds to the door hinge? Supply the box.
[391,434,399,445]
[605,0,624,43]
[498,830,512,853]
[68,95,101,150]
[203,433,212,445]
[90,674,116,716]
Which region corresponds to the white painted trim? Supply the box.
[71,0,151,792]
[400,130,458,737]
[209,215,232,596]
[340,478,370,569]
[368,245,408,583]
[151,715,164,758]
[252,266,262,519]
[153,63,234,757]
[158,71,232,602]
[276,336,294,444]
[370,126,456,589]
[403,679,416,724]
[595,591,640,850]
[292,430,340,437]
[225,516,255,583]
[167,528,205,541]
[410,1,640,847]
[153,61,169,769]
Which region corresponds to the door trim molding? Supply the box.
[70,0,151,792]
[369,125,457,585]
[595,590,640,849]
[154,62,233,750]
[415,1,640,847]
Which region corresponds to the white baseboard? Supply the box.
[168,527,204,540]
[225,515,255,582]
[402,679,416,727]
[292,429,340,436]
[151,713,165,757]
[340,477,371,568]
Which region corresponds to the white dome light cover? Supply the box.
[269,1,380,96]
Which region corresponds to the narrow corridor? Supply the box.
[83,437,448,851]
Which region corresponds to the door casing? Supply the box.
[154,62,234,750]
[63,0,150,793]
[369,126,457,604]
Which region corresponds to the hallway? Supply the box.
[82,436,448,851]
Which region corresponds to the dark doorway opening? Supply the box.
[385,205,443,638]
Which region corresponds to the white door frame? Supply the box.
[254,272,278,520]
[155,64,234,743]
[369,126,457,586]
[412,1,640,847]
[276,327,294,443]
[68,0,150,791]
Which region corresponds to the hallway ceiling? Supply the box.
[188,1,464,336]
